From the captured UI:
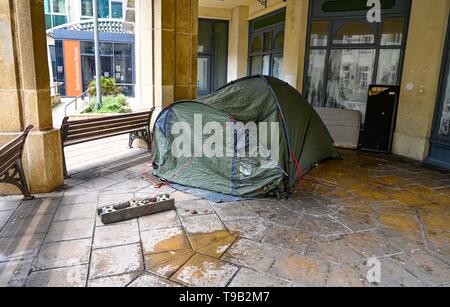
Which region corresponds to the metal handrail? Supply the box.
[64,89,91,116]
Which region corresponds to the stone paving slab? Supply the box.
[0,259,34,287]
[88,272,141,287]
[129,273,180,287]
[171,253,238,287]
[45,219,95,243]
[295,214,352,237]
[34,239,92,270]
[268,252,329,287]
[263,225,312,254]
[141,227,191,255]
[93,220,140,249]
[223,238,280,273]
[1,214,54,238]
[0,199,22,212]
[60,191,99,206]
[176,199,215,217]
[0,149,449,287]
[89,243,143,280]
[53,204,97,222]
[13,198,60,219]
[0,210,13,230]
[181,214,225,235]
[224,218,271,242]
[212,202,257,221]
[0,233,46,262]
[139,210,180,231]
[26,265,88,287]
[228,268,291,287]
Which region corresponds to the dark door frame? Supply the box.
[427,15,450,170]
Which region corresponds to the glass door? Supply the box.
[429,18,450,169]
[81,55,113,92]
[197,56,211,96]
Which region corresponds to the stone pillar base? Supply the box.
[0,129,64,196]
[392,132,429,162]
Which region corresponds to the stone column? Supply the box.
[282,0,309,92]
[135,0,154,111]
[135,0,198,114]
[153,0,198,110]
[393,0,450,161]
[227,6,249,82]
[0,0,64,195]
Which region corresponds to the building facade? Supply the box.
[198,0,450,169]
[46,0,135,97]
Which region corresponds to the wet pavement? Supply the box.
[0,149,449,287]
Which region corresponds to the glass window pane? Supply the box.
[326,49,376,120]
[272,56,283,79]
[333,22,375,45]
[253,11,286,31]
[306,49,327,107]
[198,21,212,53]
[99,43,113,55]
[81,0,93,16]
[273,31,284,50]
[81,42,95,54]
[381,18,404,46]
[44,0,51,13]
[251,36,262,53]
[114,44,133,84]
[53,15,67,27]
[98,0,109,18]
[438,70,450,137]
[310,21,328,47]
[45,14,53,29]
[251,56,263,76]
[52,0,66,14]
[263,55,270,75]
[197,57,209,93]
[213,22,228,91]
[264,32,271,52]
[376,49,401,85]
[111,1,123,19]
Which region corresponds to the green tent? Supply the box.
[152,76,339,199]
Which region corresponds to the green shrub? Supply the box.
[83,95,131,114]
[88,77,122,97]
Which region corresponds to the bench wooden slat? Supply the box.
[65,123,149,143]
[0,141,23,167]
[64,128,149,147]
[60,109,155,178]
[65,110,152,125]
[0,135,25,154]
[0,125,34,200]
[65,118,150,135]
[64,114,150,131]
[0,153,20,177]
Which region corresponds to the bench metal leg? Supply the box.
[128,132,136,149]
[15,160,34,200]
[61,146,70,179]
[0,162,34,200]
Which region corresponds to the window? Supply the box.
[305,0,410,121]
[333,22,375,45]
[197,19,229,95]
[81,0,94,17]
[248,9,286,78]
[81,0,123,19]
[111,1,124,19]
[44,0,67,29]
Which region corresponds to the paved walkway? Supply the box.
[0,149,449,287]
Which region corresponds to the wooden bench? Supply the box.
[0,125,34,200]
[60,108,155,178]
